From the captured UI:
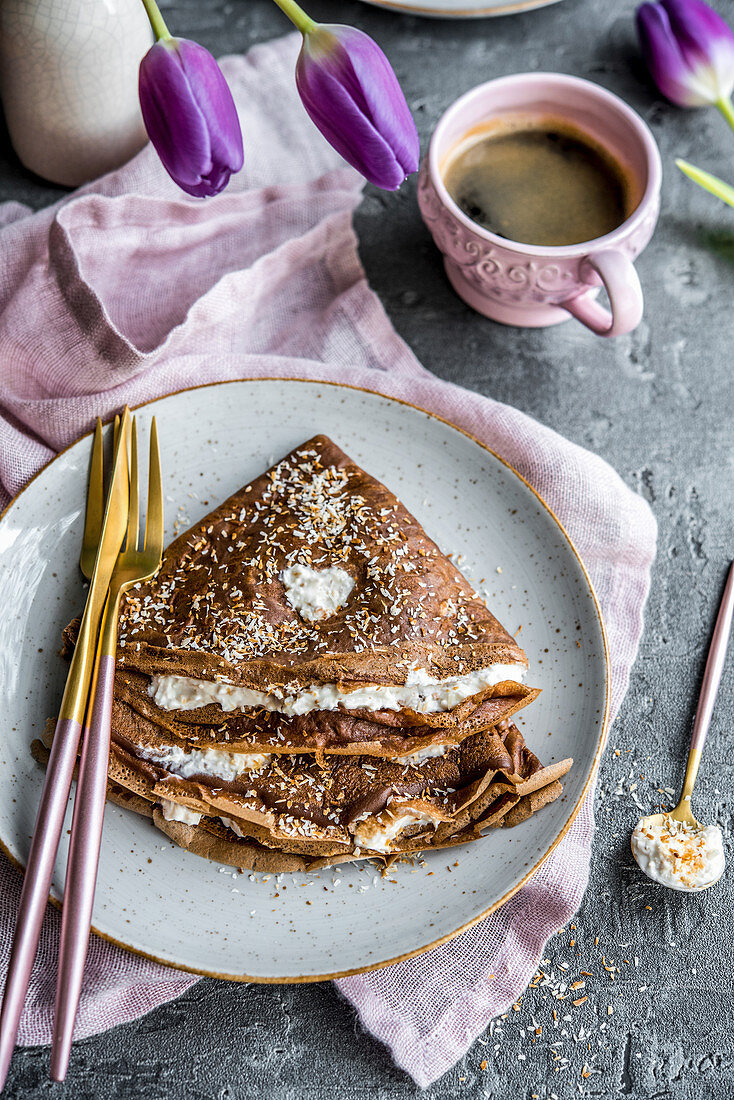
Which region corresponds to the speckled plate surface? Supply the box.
[356,0,564,20]
[0,379,608,981]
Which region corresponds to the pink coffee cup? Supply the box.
[418,73,662,336]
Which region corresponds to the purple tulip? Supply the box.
[636,0,734,109]
[295,24,419,191]
[139,37,244,197]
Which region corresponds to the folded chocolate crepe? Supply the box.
[49,434,571,872]
[34,715,571,872]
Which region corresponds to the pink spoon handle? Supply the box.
[691,561,734,755]
[0,718,83,1091]
[50,655,115,1082]
[677,560,734,811]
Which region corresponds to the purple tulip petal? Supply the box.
[296,25,419,190]
[636,0,734,106]
[176,39,244,177]
[139,37,243,198]
[297,61,403,188]
[662,0,734,99]
[318,26,419,176]
[636,3,705,103]
[139,42,213,187]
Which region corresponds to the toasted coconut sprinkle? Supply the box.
[118,446,519,675]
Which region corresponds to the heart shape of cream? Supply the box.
[280,564,355,622]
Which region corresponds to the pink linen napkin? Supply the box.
[0,33,656,1087]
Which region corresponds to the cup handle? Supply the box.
[561,249,643,337]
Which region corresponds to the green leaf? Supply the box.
[676,159,734,208]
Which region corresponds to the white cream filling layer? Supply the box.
[280,564,355,622]
[631,817,725,891]
[159,798,202,826]
[138,742,270,783]
[149,662,526,717]
[396,743,453,765]
[350,803,445,854]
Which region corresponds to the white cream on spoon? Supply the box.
[631,561,733,893]
[631,816,724,892]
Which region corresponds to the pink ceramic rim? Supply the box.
[427,72,663,258]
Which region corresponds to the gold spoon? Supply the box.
[631,560,734,892]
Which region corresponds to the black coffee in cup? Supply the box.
[444,119,631,247]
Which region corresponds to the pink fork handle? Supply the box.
[0,718,83,1090]
[50,655,116,1082]
[561,249,644,337]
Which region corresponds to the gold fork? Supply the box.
[0,410,130,1093]
[50,416,164,1082]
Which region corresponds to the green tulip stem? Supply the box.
[716,96,734,134]
[676,158,734,208]
[271,0,317,35]
[140,0,173,42]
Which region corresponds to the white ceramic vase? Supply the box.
[0,0,154,187]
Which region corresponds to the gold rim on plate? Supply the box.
[357,0,563,19]
[0,377,611,983]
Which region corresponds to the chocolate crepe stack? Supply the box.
[42,435,572,872]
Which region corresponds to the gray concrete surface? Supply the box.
[2,0,733,1096]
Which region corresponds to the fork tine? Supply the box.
[80,420,104,576]
[127,417,140,552]
[111,415,121,489]
[144,418,164,558]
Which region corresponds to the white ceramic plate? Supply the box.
[0,379,608,981]
[356,0,564,20]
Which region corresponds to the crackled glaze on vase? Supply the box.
[419,74,662,334]
[0,0,153,187]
